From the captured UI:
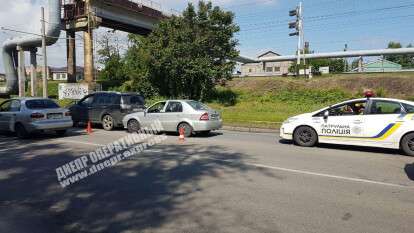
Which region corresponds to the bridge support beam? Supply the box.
[83,30,94,85]
[66,30,77,83]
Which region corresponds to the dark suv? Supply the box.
[69,92,145,131]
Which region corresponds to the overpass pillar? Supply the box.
[17,46,26,97]
[83,30,94,85]
[66,30,77,83]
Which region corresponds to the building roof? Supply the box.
[363,59,402,68]
[257,51,281,58]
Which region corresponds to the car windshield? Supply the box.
[123,95,145,106]
[403,103,414,113]
[26,99,60,109]
[186,100,209,110]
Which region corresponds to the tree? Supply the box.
[385,41,414,68]
[122,35,155,97]
[134,1,239,100]
[97,33,127,90]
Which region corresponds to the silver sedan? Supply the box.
[122,100,222,137]
[0,98,73,138]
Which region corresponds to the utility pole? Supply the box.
[289,2,303,77]
[300,2,306,77]
[343,44,348,72]
[41,7,48,98]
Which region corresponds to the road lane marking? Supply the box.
[23,137,411,189]
[205,158,411,189]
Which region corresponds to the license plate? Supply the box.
[211,114,219,119]
[47,113,62,119]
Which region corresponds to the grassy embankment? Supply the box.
[207,72,414,129]
[1,73,414,129]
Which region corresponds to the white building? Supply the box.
[50,66,84,81]
[241,51,293,77]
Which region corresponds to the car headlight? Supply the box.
[283,117,299,124]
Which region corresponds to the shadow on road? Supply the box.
[278,139,402,156]
[405,163,414,181]
[0,138,271,232]
[0,127,88,141]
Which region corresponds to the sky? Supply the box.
[0,0,413,72]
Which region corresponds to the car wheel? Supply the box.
[178,123,193,137]
[401,133,414,156]
[102,115,114,131]
[15,123,30,139]
[293,126,318,147]
[127,119,140,133]
[56,130,67,137]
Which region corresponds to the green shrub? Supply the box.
[207,88,238,106]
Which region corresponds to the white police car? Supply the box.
[280,95,414,156]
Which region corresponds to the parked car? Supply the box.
[69,92,145,131]
[0,98,73,139]
[280,96,414,156]
[122,100,222,137]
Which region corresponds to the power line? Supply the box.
[237,2,414,28]
[238,13,414,35]
[0,26,83,41]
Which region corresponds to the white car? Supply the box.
[122,100,222,137]
[280,97,414,156]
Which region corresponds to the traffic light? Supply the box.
[289,9,298,17]
[289,21,298,29]
[288,7,300,37]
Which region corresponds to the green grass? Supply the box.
[206,88,350,129]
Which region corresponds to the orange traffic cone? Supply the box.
[86,121,93,134]
[179,128,185,142]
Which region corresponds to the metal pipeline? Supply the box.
[0,0,62,96]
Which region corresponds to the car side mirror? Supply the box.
[323,111,329,119]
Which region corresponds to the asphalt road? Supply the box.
[0,128,413,233]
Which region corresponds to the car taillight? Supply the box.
[200,112,209,121]
[65,111,71,117]
[30,113,44,119]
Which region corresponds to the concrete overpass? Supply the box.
[64,0,174,83]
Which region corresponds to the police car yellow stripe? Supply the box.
[373,122,402,141]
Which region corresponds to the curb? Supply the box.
[222,126,279,134]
